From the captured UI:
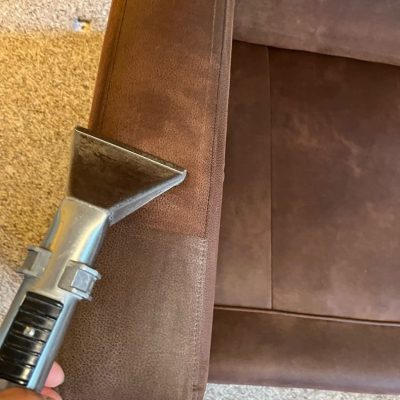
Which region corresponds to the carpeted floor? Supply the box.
[0,2,399,399]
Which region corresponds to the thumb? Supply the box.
[0,388,50,399]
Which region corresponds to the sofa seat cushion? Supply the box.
[217,41,400,322]
[210,307,400,394]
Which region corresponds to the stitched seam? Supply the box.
[98,0,128,132]
[199,0,218,239]
[191,241,207,400]
[191,0,229,396]
[190,0,218,396]
[191,0,230,398]
[268,46,274,310]
[214,305,400,327]
[204,1,228,237]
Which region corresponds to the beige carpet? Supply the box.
[0,2,398,399]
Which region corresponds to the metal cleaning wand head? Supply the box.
[69,126,186,224]
[0,127,186,392]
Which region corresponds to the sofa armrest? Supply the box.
[59,1,234,399]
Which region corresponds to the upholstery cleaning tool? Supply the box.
[0,127,186,392]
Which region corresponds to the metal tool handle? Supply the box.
[0,253,99,392]
[0,126,186,393]
[0,199,105,393]
[0,286,76,391]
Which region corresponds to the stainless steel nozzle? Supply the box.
[0,127,186,392]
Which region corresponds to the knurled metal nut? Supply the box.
[19,246,52,278]
[71,268,96,292]
[58,261,101,300]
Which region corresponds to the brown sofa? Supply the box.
[60,1,400,398]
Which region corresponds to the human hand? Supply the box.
[0,362,64,400]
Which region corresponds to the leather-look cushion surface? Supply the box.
[234,0,400,67]
[215,41,271,309]
[212,41,400,394]
[216,42,400,322]
[210,308,400,394]
[271,48,400,321]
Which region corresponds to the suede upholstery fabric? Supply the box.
[60,0,400,397]
[59,0,234,399]
[271,48,400,321]
[210,41,400,394]
[215,41,271,309]
[234,0,400,67]
[210,308,400,394]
